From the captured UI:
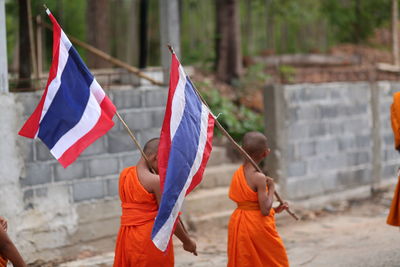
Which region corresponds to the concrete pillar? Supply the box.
[264,84,288,198]
[369,72,382,191]
[159,0,180,84]
[0,0,8,93]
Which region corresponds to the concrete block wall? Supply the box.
[0,84,167,263]
[379,82,400,180]
[264,82,400,200]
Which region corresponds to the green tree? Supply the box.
[215,0,243,84]
[321,0,392,43]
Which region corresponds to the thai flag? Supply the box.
[151,53,215,251]
[18,9,116,168]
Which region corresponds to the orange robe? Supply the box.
[227,165,289,267]
[388,93,400,227]
[0,256,7,267]
[113,166,174,267]
[0,225,7,267]
[387,175,400,226]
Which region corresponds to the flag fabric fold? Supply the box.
[151,53,215,251]
[18,9,116,168]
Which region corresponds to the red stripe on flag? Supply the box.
[19,18,61,138]
[58,97,116,168]
[186,114,215,194]
[158,54,181,189]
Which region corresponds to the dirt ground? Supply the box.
[174,189,400,267]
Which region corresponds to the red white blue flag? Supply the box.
[151,53,215,251]
[18,9,116,168]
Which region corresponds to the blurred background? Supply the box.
[1,1,400,266]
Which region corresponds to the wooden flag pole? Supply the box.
[40,5,191,237]
[115,112,156,173]
[167,45,299,220]
[117,113,192,235]
[115,113,192,236]
[117,111,194,236]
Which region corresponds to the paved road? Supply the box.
[175,195,400,267]
[60,192,400,267]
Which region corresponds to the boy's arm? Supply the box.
[173,220,197,255]
[0,227,26,267]
[255,173,275,216]
[148,174,197,255]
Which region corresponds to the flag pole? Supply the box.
[167,45,299,220]
[115,112,156,174]
[40,6,191,237]
[116,113,193,236]
[116,111,192,236]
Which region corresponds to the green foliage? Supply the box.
[243,0,331,54]
[321,0,392,43]
[5,0,88,69]
[5,2,17,65]
[237,63,270,90]
[200,86,264,142]
[180,0,216,66]
[278,65,296,83]
[4,0,396,75]
[266,0,328,53]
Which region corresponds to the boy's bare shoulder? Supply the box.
[137,165,160,193]
[252,171,267,186]
[245,168,267,190]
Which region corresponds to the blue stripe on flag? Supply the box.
[39,46,93,149]
[152,79,202,237]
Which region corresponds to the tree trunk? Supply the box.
[281,21,288,53]
[353,0,361,44]
[393,0,399,65]
[215,0,221,70]
[159,0,180,83]
[113,0,126,61]
[215,0,242,84]
[188,1,195,51]
[57,0,63,26]
[265,0,274,52]
[86,0,111,68]
[127,0,139,66]
[139,0,148,68]
[244,0,253,55]
[0,0,8,93]
[18,0,31,89]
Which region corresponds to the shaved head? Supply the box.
[242,131,268,160]
[143,138,160,157]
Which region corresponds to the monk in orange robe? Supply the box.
[228,132,289,267]
[387,92,400,227]
[113,138,197,267]
[0,217,26,267]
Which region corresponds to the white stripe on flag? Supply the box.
[40,31,72,123]
[61,31,72,49]
[153,104,210,251]
[170,65,187,140]
[50,80,102,159]
[89,79,106,104]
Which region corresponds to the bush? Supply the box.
[200,88,264,142]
